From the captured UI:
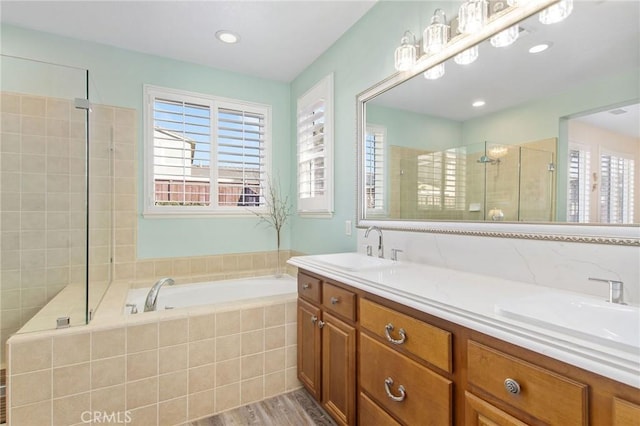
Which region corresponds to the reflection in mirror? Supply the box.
[362,1,639,226]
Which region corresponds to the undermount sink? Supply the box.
[308,252,396,272]
[495,292,639,352]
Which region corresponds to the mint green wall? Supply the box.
[1,24,291,258]
[367,104,462,151]
[289,1,455,255]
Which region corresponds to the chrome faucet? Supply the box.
[144,277,175,312]
[364,226,384,258]
[588,277,625,304]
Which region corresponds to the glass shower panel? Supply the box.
[1,55,90,366]
[483,143,520,221]
[519,147,555,222]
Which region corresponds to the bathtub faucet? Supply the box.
[144,277,175,312]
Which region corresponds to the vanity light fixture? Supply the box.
[458,0,488,35]
[490,1,519,47]
[395,31,417,71]
[539,0,573,24]
[424,63,445,80]
[529,42,551,53]
[423,9,449,55]
[215,30,240,44]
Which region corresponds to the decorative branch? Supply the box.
[251,177,292,250]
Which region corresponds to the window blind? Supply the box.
[217,107,265,207]
[297,98,326,199]
[153,98,212,206]
[600,153,635,224]
[417,148,466,210]
[365,127,385,211]
[567,148,590,223]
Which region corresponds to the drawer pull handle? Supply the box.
[384,323,407,345]
[384,377,406,402]
[302,283,310,290]
[504,378,521,395]
[317,320,325,329]
[310,315,317,325]
[330,296,340,305]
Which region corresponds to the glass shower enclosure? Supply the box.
[0,55,111,368]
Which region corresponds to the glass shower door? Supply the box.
[0,55,91,367]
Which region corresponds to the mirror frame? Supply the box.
[356,0,640,247]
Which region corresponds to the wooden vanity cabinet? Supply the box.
[296,270,640,426]
[297,272,357,426]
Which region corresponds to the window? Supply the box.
[417,148,466,210]
[365,125,386,214]
[567,146,591,223]
[599,151,635,224]
[144,86,270,215]
[297,74,333,215]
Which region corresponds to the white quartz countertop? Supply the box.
[288,253,640,389]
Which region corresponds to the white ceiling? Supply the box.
[0,0,376,82]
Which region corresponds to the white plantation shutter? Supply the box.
[144,86,271,215]
[217,105,266,207]
[417,148,466,210]
[600,151,635,224]
[365,125,385,213]
[152,97,212,207]
[297,74,334,215]
[567,147,590,223]
[298,99,326,199]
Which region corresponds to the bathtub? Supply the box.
[125,275,297,314]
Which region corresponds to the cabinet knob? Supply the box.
[384,377,406,402]
[504,378,521,395]
[310,315,317,325]
[384,323,407,345]
[302,283,310,290]
[317,320,325,329]
[330,296,339,305]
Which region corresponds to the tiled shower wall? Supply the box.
[0,93,118,364]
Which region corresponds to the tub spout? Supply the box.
[144,277,175,312]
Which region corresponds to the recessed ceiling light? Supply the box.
[529,42,552,54]
[472,100,486,107]
[216,30,240,44]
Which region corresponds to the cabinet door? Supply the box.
[613,398,640,426]
[298,298,322,400]
[465,392,528,426]
[322,311,356,426]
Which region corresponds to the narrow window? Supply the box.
[567,147,590,223]
[600,151,635,224]
[296,74,334,215]
[365,125,386,214]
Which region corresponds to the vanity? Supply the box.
[290,253,640,426]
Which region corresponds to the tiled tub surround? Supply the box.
[6,281,301,426]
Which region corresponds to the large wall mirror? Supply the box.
[357,0,639,245]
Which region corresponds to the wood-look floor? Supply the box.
[190,389,337,426]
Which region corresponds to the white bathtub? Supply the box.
[125,275,296,314]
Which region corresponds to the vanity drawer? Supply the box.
[359,298,452,373]
[467,340,588,426]
[298,272,321,304]
[358,392,401,426]
[322,282,356,321]
[360,333,452,426]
